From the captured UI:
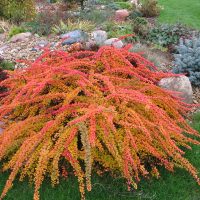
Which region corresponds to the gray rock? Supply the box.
[10,32,32,43]
[91,30,108,46]
[0,45,8,55]
[30,48,38,52]
[158,75,193,104]
[104,38,124,48]
[60,30,89,46]
[37,40,49,48]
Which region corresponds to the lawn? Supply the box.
[158,0,200,30]
[1,114,200,200]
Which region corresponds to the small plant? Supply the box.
[52,19,96,34]
[8,26,26,38]
[0,45,200,200]
[129,10,143,20]
[80,9,114,25]
[140,0,161,17]
[23,8,68,35]
[108,1,133,10]
[0,27,4,34]
[0,20,11,33]
[132,17,149,37]
[0,60,15,71]
[102,21,136,42]
[147,23,192,48]
[109,23,132,38]
[173,37,200,86]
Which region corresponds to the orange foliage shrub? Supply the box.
[0,46,200,200]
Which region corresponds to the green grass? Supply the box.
[158,0,200,30]
[1,113,200,200]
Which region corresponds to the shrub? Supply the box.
[147,23,192,48]
[140,0,161,17]
[52,19,96,34]
[104,21,135,42]
[8,26,26,38]
[108,1,133,10]
[80,9,114,25]
[23,8,69,36]
[132,17,149,37]
[62,0,86,9]
[0,0,36,23]
[173,37,200,86]
[0,60,15,71]
[0,46,200,200]
[129,10,143,20]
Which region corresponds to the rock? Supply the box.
[0,45,8,55]
[104,38,124,48]
[91,30,108,46]
[85,40,99,51]
[60,30,89,45]
[114,9,129,22]
[30,48,38,52]
[158,75,193,104]
[37,40,49,48]
[10,32,32,43]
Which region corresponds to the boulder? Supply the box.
[10,32,32,43]
[91,30,108,46]
[158,75,193,104]
[60,30,88,46]
[114,9,129,22]
[104,38,124,49]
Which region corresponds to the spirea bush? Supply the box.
[173,38,200,86]
[0,45,200,200]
